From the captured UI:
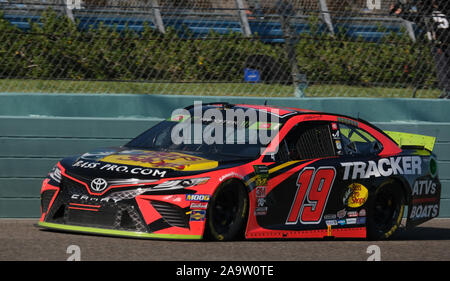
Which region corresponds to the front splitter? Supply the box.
[37,221,202,240]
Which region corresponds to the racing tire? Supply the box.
[204,180,249,241]
[366,182,405,240]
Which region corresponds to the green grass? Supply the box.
[306,84,441,99]
[0,79,294,96]
[0,79,442,98]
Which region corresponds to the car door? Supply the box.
[256,120,341,231]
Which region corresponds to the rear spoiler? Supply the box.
[384,131,436,152]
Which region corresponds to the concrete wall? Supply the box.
[0,93,448,218]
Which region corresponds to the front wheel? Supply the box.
[367,182,405,240]
[204,180,248,241]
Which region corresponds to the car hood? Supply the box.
[60,147,256,180]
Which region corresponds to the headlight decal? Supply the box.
[48,165,62,183]
[152,177,209,189]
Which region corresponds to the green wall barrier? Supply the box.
[0,93,449,218]
[3,93,450,122]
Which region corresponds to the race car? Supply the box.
[38,102,441,240]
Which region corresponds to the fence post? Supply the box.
[403,20,416,42]
[150,0,165,34]
[277,1,304,97]
[235,0,252,37]
[61,0,75,22]
[318,0,335,35]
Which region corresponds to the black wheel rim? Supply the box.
[211,185,241,235]
[373,188,401,232]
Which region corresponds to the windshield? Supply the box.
[125,116,281,158]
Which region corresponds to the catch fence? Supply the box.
[0,0,444,97]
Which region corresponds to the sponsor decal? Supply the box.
[341,156,422,180]
[219,172,244,182]
[331,122,338,131]
[185,194,211,202]
[72,160,167,177]
[346,218,357,225]
[255,186,266,198]
[253,165,269,215]
[255,206,268,216]
[325,220,337,226]
[255,176,268,187]
[343,183,369,208]
[190,210,206,221]
[337,209,346,219]
[347,211,358,218]
[359,209,366,217]
[409,204,439,220]
[101,150,218,171]
[337,219,346,226]
[356,217,366,224]
[332,130,340,139]
[72,161,102,169]
[253,165,269,175]
[335,140,342,150]
[412,180,437,196]
[257,197,266,207]
[324,214,337,220]
[190,202,208,210]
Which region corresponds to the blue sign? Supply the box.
[244,68,260,83]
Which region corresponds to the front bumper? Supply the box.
[39,172,210,240]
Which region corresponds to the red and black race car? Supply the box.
[38,102,441,240]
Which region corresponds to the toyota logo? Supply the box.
[90,178,108,192]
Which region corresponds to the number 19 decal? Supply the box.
[286,167,336,225]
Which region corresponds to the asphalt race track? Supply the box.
[0,219,449,261]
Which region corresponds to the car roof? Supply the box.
[185,102,318,118]
[183,102,397,144]
[235,104,318,115]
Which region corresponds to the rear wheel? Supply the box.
[204,180,248,241]
[367,182,405,240]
